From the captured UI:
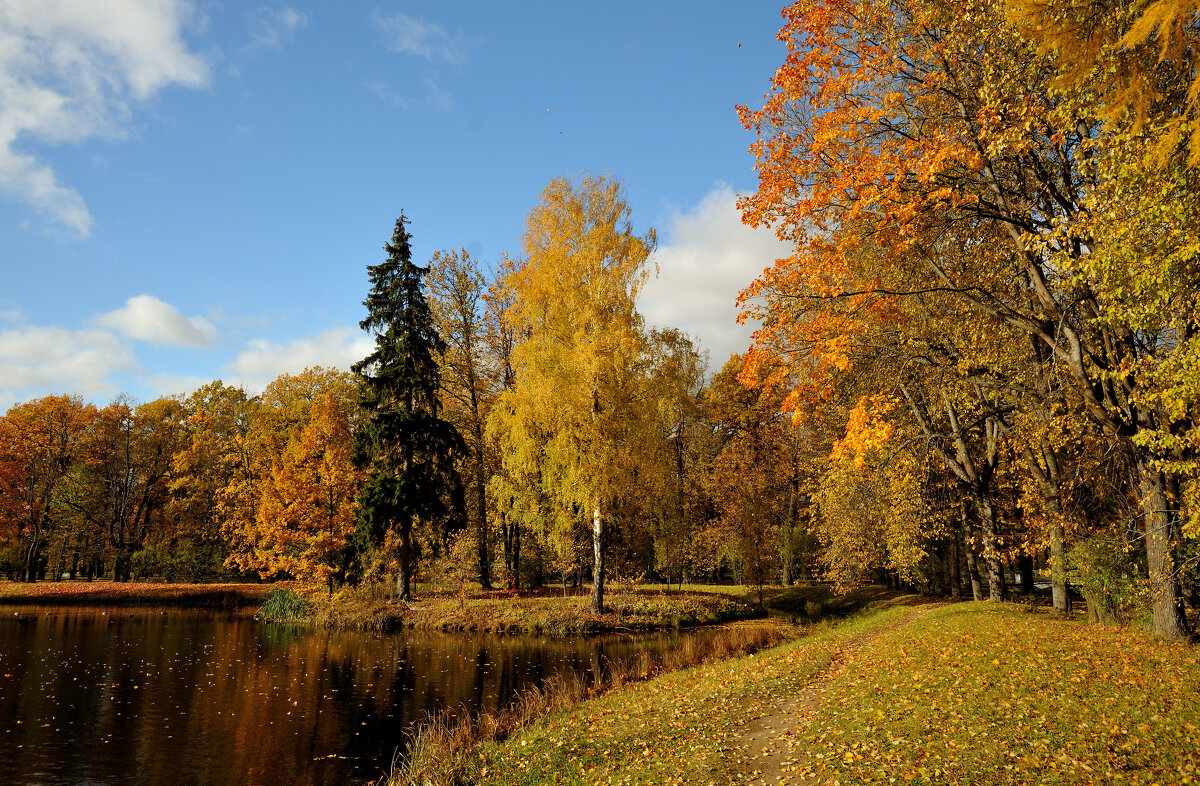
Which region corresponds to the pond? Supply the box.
[0,606,711,785]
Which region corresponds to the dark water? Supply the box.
[0,606,705,785]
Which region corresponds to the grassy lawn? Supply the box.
[795,603,1200,785]
[445,600,1200,785]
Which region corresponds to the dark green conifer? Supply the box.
[353,213,464,601]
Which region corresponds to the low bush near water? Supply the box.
[258,586,310,622]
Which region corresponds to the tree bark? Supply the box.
[960,503,983,601]
[949,527,962,600]
[474,457,490,590]
[1022,443,1070,612]
[512,519,521,592]
[1049,517,1068,612]
[1138,460,1189,639]
[1018,553,1035,595]
[396,522,413,602]
[591,505,604,615]
[23,537,41,584]
[974,494,1005,600]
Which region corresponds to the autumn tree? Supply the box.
[166,381,255,579]
[427,248,500,590]
[0,396,95,582]
[221,368,356,578]
[707,353,810,602]
[643,329,708,589]
[60,396,188,581]
[1008,0,1200,166]
[740,0,1198,636]
[254,392,360,593]
[354,213,465,602]
[483,254,524,585]
[489,175,657,614]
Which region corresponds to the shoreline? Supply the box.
[0,581,270,609]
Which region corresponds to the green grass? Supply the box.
[446,600,1200,785]
[457,603,914,785]
[794,603,1200,784]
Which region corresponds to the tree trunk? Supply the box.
[474,441,491,590]
[512,519,521,592]
[500,511,512,578]
[23,537,41,584]
[960,503,983,601]
[113,549,133,583]
[1049,517,1068,613]
[1018,553,1035,595]
[1139,461,1189,639]
[591,505,604,615]
[396,523,413,601]
[949,528,962,600]
[974,494,1005,601]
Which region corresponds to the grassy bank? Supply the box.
[415,599,1200,785]
[389,617,806,785]
[0,580,269,608]
[407,589,762,635]
[261,586,765,634]
[386,586,910,784]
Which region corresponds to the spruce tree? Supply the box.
[353,213,464,601]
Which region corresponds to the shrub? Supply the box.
[1068,532,1147,625]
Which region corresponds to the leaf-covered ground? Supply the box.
[0,581,267,608]
[296,586,766,634]
[409,589,762,636]
[455,601,1200,785]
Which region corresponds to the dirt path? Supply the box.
[736,608,930,785]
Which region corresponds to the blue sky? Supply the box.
[0,1,792,408]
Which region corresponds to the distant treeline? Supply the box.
[0,177,815,609]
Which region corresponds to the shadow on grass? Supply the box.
[762,584,925,623]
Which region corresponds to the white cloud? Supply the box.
[368,80,410,110]
[372,11,468,64]
[94,294,220,348]
[249,7,307,52]
[0,0,208,235]
[0,322,138,408]
[638,184,792,372]
[224,326,373,393]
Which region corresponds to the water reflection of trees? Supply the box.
[0,609,696,786]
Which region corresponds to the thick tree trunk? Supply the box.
[1023,445,1070,613]
[1048,512,1069,613]
[396,524,413,601]
[591,506,604,615]
[1018,553,1035,595]
[961,503,983,601]
[23,537,40,584]
[975,495,1005,600]
[1139,461,1189,639]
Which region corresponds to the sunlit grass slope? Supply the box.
[459,602,1200,785]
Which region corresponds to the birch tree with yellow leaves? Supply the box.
[489,174,656,614]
